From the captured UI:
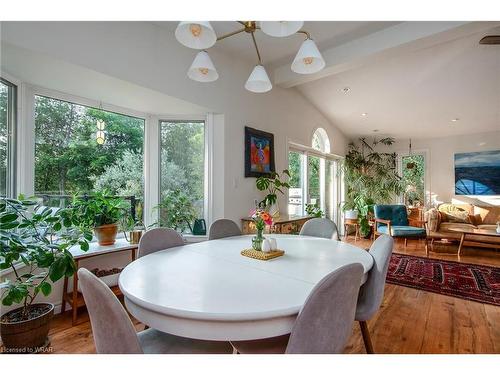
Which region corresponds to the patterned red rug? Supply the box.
[386,253,500,306]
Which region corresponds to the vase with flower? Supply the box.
[250,208,273,250]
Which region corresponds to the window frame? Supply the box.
[0,77,18,198]
[287,137,343,224]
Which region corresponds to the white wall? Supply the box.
[0,21,349,224]
[391,131,500,207]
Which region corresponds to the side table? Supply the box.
[344,218,360,241]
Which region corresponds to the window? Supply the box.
[0,78,16,198]
[288,128,341,222]
[34,95,145,220]
[401,154,425,207]
[159,120,205,232]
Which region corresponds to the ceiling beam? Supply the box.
[273,21,500,88]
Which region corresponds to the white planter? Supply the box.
[344,210,359,220]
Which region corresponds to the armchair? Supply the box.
[373,205,427,248]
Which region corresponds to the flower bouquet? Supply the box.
[250,208,273,251]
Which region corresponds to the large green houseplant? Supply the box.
[342,137,404,236]
[69,191,129,245]
[0,197,91,351]
[256,169,290,217]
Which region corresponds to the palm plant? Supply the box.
[342,137,404,236]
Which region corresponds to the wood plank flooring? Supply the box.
[39,238,500,354]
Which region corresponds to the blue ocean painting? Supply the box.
[454,150,500,195]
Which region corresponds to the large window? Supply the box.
[34,95,145,219]
[0,78,16,197]
[159,120,205,231]
[288,128,341,222]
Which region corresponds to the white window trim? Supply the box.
[155,114,214,230]
[13,82,212,229]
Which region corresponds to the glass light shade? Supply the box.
[291,38,325,74]
[96,130,105,145]
[187,51,218,82]
[259,21,304,37]
[96,119,105,130]
[245,65,272,93]
[175,21,217,49]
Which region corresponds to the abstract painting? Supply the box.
[454,150,500,195]
[244,126,275,177]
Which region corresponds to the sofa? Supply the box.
[424,203,500,250]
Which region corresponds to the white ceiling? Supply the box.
[154,21,399,67]
[297,27,500,139]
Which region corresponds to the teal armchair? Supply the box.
[373,205,427,248]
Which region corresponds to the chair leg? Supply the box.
[404,238,408,247]
[359,321,375,354]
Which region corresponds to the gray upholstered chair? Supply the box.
[78,268,233,354]
[299,217,339,240]
[355,234,394,354]
[208,219,241,240]
[231,263,364,354]
[138,228,184,258]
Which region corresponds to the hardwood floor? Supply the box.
[43,238,499,354]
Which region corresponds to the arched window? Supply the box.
[312,128,330,153]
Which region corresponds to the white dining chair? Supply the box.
[355,235,394,353]
[78,268,233,354]
[138,228,184,258]
[299,218,339,240]
[230,263,364,354]
[208,219,241,240]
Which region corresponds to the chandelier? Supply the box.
[175,21,325,93]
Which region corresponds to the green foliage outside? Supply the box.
[0,82,8,197]
[402,154,425,206]
[305,202,324,218]
[154,189,197,232]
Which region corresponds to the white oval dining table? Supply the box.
[119,234,373,341]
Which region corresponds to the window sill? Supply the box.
[183,234,208,243]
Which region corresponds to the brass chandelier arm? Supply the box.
[250,32,262,64]
[217,27,246,41]
[296,30,311,39]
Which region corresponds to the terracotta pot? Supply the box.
[94,223,119,245]
[0,303,54,352]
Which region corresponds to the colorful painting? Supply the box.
[245,126,275,177]
[454,150,500,195]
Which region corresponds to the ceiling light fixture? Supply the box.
[451,118,459,122]
[175,21,325,93]
[95,102,106,145]
[361,113,367,117]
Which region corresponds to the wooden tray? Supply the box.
[241,249,285,261]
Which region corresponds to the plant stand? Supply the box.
[61,239,138,325]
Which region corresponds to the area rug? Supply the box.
[386,253,500,306]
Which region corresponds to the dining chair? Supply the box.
[138,228,185,258]
[78,268,233,354]
[355,234,394,354]
[231,263,364,354]
[299,217,339,240]
[208,219,241,240]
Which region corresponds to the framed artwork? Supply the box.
[454,150,500,195]
[244,126,275,177]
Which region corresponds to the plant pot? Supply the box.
[0,303,54,352]
[94,223,119,245]
[344,210,359,220]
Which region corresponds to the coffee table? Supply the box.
[449,228,500,256]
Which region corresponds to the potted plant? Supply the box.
[154,189,197,233]
[305,202,324,218]
[70,191,129,245]
[250,208,273,251]
[0,197,91,352]
[122,202,145,244]
[256,169,290,218]
[341,137,404,237]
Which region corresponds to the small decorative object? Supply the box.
[245,126,275,177]
[125,230,143,244]
[250,207,273,250]
[262,239,272,253]
[269,238,277,251]
[241,248,285,261]
[496,222,500,234]
[256,169,290,218]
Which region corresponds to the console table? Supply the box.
[62,238,138,325]
[241,215,312,235]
